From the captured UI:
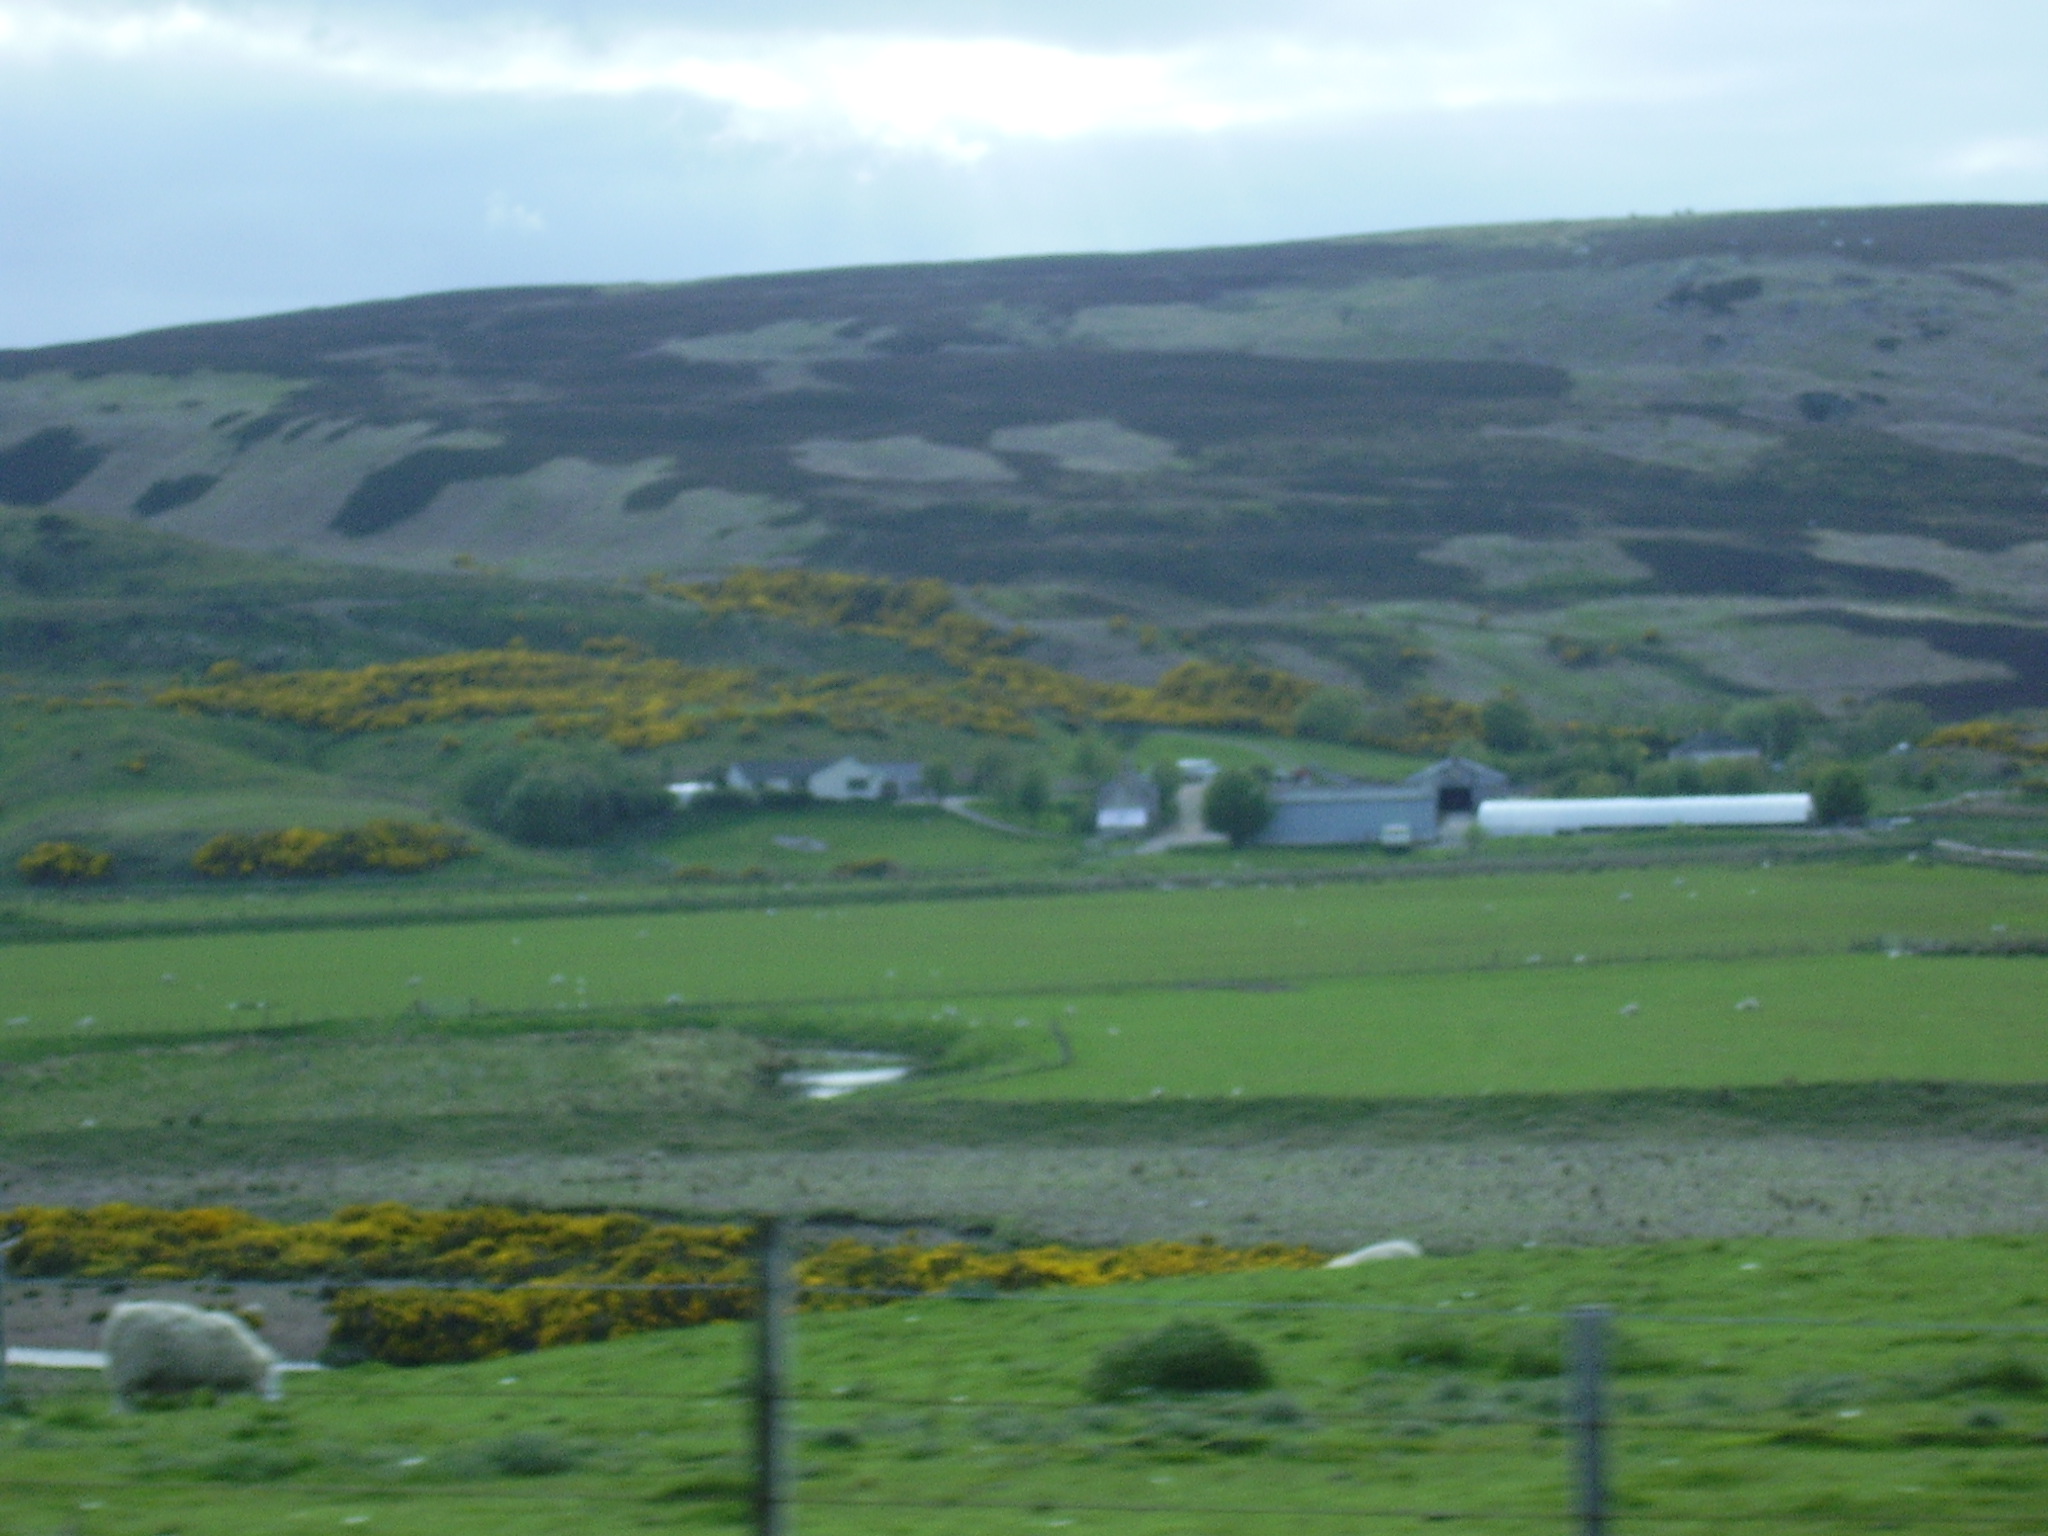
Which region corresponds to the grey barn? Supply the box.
[1258,782,1437,848]
[1404,756,1513,817]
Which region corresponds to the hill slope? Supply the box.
[6,203,2048,713]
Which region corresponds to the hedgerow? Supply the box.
[1,1203,1326,1366]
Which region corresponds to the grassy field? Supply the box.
[958,953,2048,1100]
[1,857,2042,1243]
[9,1236,2048,1535]
[1,859,2036,1037]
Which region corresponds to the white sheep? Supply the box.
[1325,1239,1424,1268]
[102,1300,281,1405]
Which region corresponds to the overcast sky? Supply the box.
[3,0,2046,349]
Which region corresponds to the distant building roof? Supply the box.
[1669,732,1763,761]
[1404,757,1513,793]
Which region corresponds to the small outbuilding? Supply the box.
[1095,770,1161,835]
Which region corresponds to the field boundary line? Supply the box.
[0,836,1920,948]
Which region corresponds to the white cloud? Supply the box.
[0,1,1739,158]
[485,192,546,233]
[1942,137,2048,177]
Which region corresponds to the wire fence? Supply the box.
[6,1226,2048,1533]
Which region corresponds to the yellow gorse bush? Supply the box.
[2,1203,1326,1366]
[154,572,1318,747]
[1924,719,2048,759]
[17,840,114,884]
[191,820,471,878]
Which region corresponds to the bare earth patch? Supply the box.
[14,1136,2048,1253]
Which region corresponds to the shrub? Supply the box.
[1809,763,1871,825]
[832,858,897,879]
[193,822,468,879]
[1498,1331,1563,1379]
[1949,1355,2048,1397]
[1086,1321,1272,1400]
[17,841,113,884]
[1480,694,1542,754]
[1294,688,1369,745]
[465,749,672,847]
[1726,696,1823,760]
[476,1432,579,1477]
[1203,769,1272,848]
[1389,1325,1477,1369]
[3,1203,1324,1366]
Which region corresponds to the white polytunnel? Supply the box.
[1477,794,1814,837]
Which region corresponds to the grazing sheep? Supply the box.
[102,1301,281,1405]
[1325,1239,1424,1268]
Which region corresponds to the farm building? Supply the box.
[810,757,924,801]
[1478,793,1813,836]
[1669,732,1764,764]
[1257,777,1438,848]
[1095,770,1161,835]
[1404,757,1513,816]
[725,757,924,801]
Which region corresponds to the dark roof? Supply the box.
[730,758,832,780]
[1270,783,1433,805]
[1405,756,1513,790]
[1096,770,1160,810]
[1670,732,1762,758]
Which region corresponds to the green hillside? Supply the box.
[5,205,2048,721]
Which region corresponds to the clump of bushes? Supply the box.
[1375,1322,1669,1379]
[4,1202,1325,1366]
[1086,1321,1272,1400]
[833,858,898,879]
[462,747,673,847]
[17,840,113,884]
[193,821,469,878]
[1808,763,1871,825]
[1202,768,1272,848]
[466,1432,580,1477]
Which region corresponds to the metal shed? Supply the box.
[1404,757,1514,816]
[1258,784,1438,847]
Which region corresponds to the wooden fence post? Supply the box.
[1567,1305,1612,1536]
[752,1218,793,1536]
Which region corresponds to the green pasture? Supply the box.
[1,860,2036,1045]
[652,801,1080,877]
[956,953,2048,1100]
[9,1236,2048,1535]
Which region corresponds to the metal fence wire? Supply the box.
[7,1220,2048,1533]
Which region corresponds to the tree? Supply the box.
[1479,693,1542,754]
[469,749,672,847]
[1203,768,1272,848]
[1012,766,1050,820]
[1726,696,1823,760]
[1810,763,1870,825]
[1293,688,1368,745]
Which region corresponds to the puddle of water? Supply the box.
[783,1066,911,1099]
